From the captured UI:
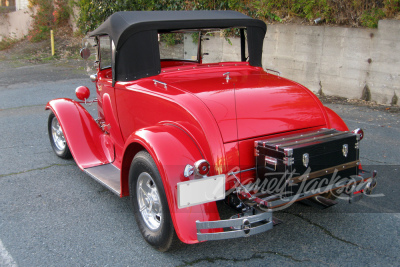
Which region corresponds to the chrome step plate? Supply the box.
[84,164,121,195]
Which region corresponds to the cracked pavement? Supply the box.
[0,61,399,266]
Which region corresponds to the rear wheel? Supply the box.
[48,112,72,159]
[129,151,178,251]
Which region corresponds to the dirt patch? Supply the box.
[0,26,84,69]
[318,94,400,114]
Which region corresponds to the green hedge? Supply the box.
[28,0,71,42]
[76,0,249,33]
[75,0,400,33]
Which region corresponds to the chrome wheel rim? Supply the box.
[51,116,66,151]
[137,172,162,231]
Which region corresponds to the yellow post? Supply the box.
[50,30,55,56]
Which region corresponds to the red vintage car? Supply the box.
[46,10,377,251]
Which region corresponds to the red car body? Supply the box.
[46,11,376,250]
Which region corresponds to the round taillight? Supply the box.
[75,86,90,101]
[352,128,364,140]
[194,159,210,176]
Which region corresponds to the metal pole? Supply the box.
[50,30,55,56]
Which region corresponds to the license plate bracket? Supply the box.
[177,174,226,209]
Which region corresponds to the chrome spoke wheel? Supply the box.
[51,116,66,152]
[48,112,72,159]
[137,172,162,231]
[130,151,177,251]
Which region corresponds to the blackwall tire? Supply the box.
[48,112,72,159]
[129,151,179,252]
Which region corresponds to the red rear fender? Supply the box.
[46,98,113,169]
[324,106,349,131]
[121,124,220,244]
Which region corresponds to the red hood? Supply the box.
[160,65,327,143]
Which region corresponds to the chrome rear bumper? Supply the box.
[196,211,273,242]
[247,170,378,209]
[196,169,377,242]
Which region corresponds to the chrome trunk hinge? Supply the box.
[254,141,260,156]
[283,157,294,166]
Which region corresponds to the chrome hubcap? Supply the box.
[137,172,162,231]
[51,116,66,151]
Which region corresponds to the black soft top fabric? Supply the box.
[88,11,267,84]
[89,10,266,49]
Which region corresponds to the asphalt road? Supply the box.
[0,62,399,266]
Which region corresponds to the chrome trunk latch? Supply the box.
[342,144,348,157]
[223,72,231,83]
[265,156,277,171]
[302,153,309,167]
[153,79,167,89]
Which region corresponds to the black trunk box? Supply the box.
[255,128,360,196]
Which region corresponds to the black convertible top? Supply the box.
[88,11,267,84]
[89,10,266,50]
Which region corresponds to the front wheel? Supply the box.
[129,151,178,251]
[48,112,72,159]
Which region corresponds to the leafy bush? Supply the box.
[0,37,19,51]
[75,0,400,34]
[28,0,71,42]
[384,0,400,17]
[75,0,250,33]
[361,8,386,27]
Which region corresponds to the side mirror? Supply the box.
[75,86,90,101]
[80,47,91,60]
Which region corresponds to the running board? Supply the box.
[84,164,121,195]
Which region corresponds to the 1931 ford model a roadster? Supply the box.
[46,11,377,251]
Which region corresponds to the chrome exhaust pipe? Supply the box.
[349,170,377,202]
[365,171,378,195]
[300,195,337,209]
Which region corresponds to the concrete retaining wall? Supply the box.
[0,6,78,41]
[203,20,399,105]
[0,8,32,41]
[263,20,399,105]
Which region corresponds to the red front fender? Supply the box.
[121,124,221,244]
[46,98,112,169]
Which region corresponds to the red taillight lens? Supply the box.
[194,160,210,176]
[352,128,364,140]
